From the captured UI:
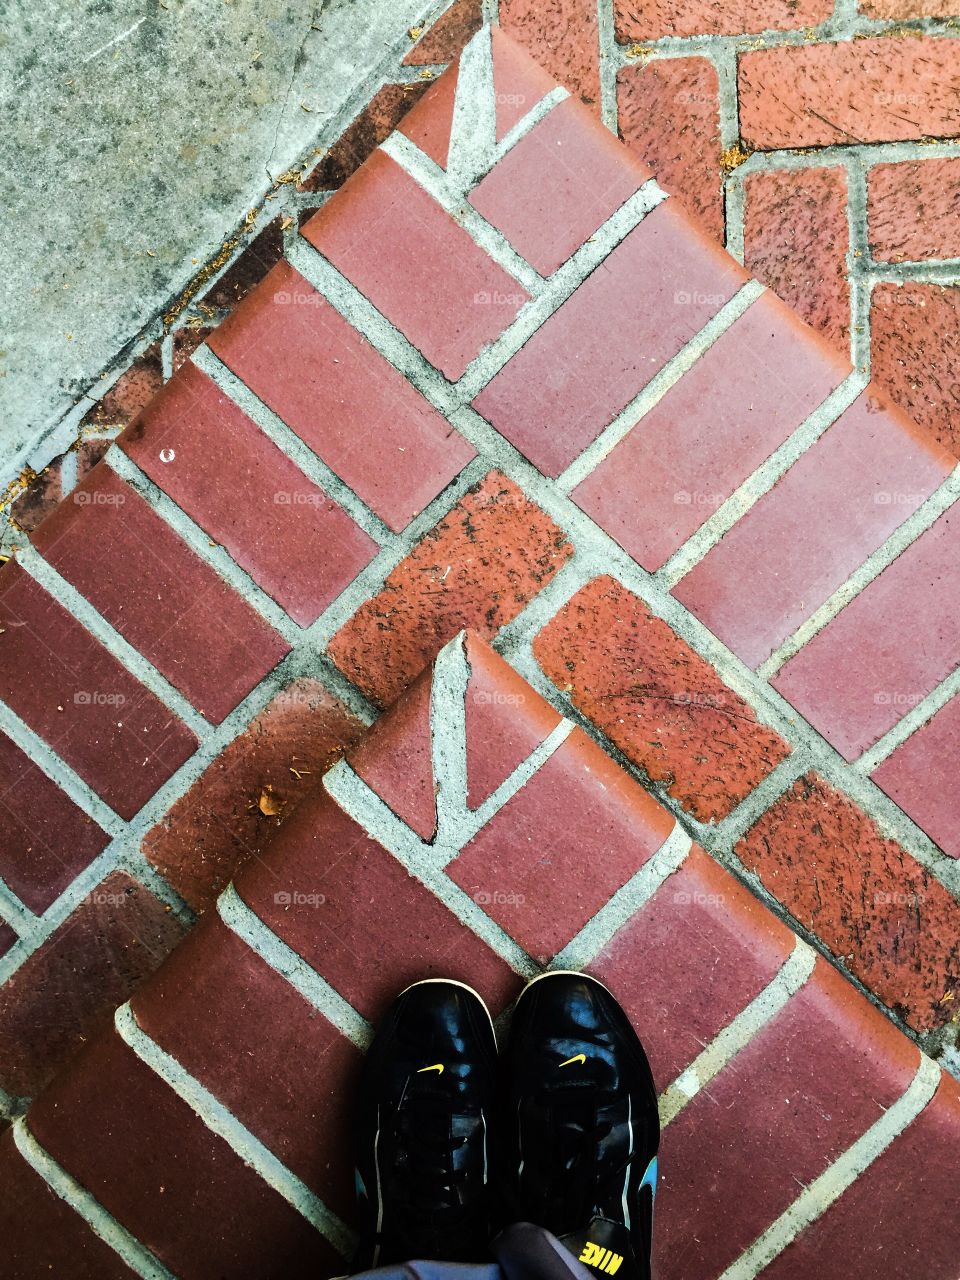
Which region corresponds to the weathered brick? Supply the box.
[533,576,791,821]
[9,461,61,533]
[615,0,832,39]
[0,871,187,1097]
[870,281,960,458]
[617,57,723,244]
[739,37,960,149]
[736,772,960,1031]
[300,82,431,191]
[82,341,163,431]
[329,472,572,709]
[500,0,601,112]
[404,0,483,64]
[203,215,285,310]
[743,165,850,350]
[143,678,364,913]
[860,0,956,15]
[872,693,960,860]
[868,156,960,262]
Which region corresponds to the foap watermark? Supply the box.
[873,690,925,708]
[674,289,726,307]
[74,489,126,506]
[673,489,724,508]
[673,890,725,907]
[874,890,925,906]
[473,889,526,907]
[873,491,928,506]
[274,491,328,506]
[273,288,324,307]
[471,689,526,707]
[672,691,726,709]
[875,90,927,108]
[274,890,327,907]
[74,691,127,707]
[474,289,527,307]
[85,889,130,908]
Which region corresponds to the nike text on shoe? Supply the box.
[498,972,660,1280]
[353,978,499,1270]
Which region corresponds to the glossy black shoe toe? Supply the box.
[353,978,498,1270]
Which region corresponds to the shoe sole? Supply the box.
[398,976,496,1038]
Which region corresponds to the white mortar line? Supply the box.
[482,0,500,24]
[657,371,867,589]
[724,168,746,265]
[218,883,373,1049]
[105,447,303,645]
[0,877,34,933]
[718,1054,942,1279]
[869,258,960,284]
[856,663,960,777]
[13,1117,176,1280]
[492,86,570,163]
[16,544,211,739]
[713,749,815,848]
[192,347,391,547]
[115,1003,355,1256]
[759,465,960,681]
[324,758,539,977]
[430,634,472,850]
[0,1083,28,1122]
[845,151,872,375]
[446,25,497,187]
[553,824,693,969]
[736,136,960,179]
[382,131,544,294]
[557,280,765,492]
[59,449,79,497]
[597,0,620,135]
[659,938,817,1127]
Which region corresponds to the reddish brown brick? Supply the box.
[744,165,850,351]
[534,576,791,821]
[30,1031,336,1279]
[450,724,674,963]
[0,921,16,958]
[872,694,960,860]
[300,82,431,192]
[500,0,601,112]
[9,461,61,533]
[617,57,723,243]
[870,281,960,458]
[0,729,109,913]
[143,678,364,913]
[404,0,483,64]
[739,38,960,149]
[590,845,796,1087]
[736,773,960,1031]
[398,65,460,168]
[654,958,919,1279]
[83,342,163,431]
[868,156,960,262]
[0,871,187,1097]
[171,325,213,372]
[617,0,831,36]
[132,919,362,1217]
[0,562,198,819]
[203,215,285,311]
[329,471,572,709]
[860,0,956,15]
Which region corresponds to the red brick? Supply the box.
[868,156,960,262]
[449,727,674,963]
[347,668,437,840]
[0,921,16,958]
[0,729,109,913]
[872,694,960,860]
[463,630,562,810]
[75,436,112,481]
[10,460,61,533]
[490,25,564,138]
[473,200,747,477]
[170,326,213,372]
[301,82,432,191]
[736,773,960,1031]
[500,0,601,112]
[0,1128,136,1279]
[203,215,284,310]
[32,464,289,724]
[616,57,723,243]
[673,389,954,668]
[120,364,378,627]
[237,792,521,1019]
[301,151,530,381]
[744,165,850,350]
[404,0,483,64]
[870,281,960,458]
[773,508,960,761]
[469,97,648,276]
[739,38,960,149]
[0,562,197,819]
[30,1031,337,1279]
[83,342,163,431]
[0,871,186,1097]
[143,678,364,913]
[759,1072,960,1280]
[590,845,796,1087]
[654,959,919,1280]
[132,919,362,1217]
[397,66,460,168]
[571,288,849,570]
[860,0,956,16]
[328,471,572,708]
[616,0,832,37]
[534,576,791,821]
[208,261,475,532]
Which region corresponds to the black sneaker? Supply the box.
[353,979,498,1270]
[498,971,660,1280]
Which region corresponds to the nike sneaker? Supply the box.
[498,971,660,1280]
[353,978,498,1270]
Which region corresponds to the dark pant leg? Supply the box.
[345,1225,590,1280]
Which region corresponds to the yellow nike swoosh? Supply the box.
[559,1053,587,1068]
[417,1063,444,1074]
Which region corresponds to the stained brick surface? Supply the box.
[868,156,960,263]
[404,0,484,64]
[534,577,791,820]
[871,694,960,860]
[500,0,602,111]
[615,0,833,38]
[736,773,960,1030]
[329,471,572,708]
[301,82,432,191]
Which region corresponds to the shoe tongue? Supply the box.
[557,1217,645,1280]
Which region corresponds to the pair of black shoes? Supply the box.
[354,972,660,1280]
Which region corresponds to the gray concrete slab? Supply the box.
[0,0,443,488]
